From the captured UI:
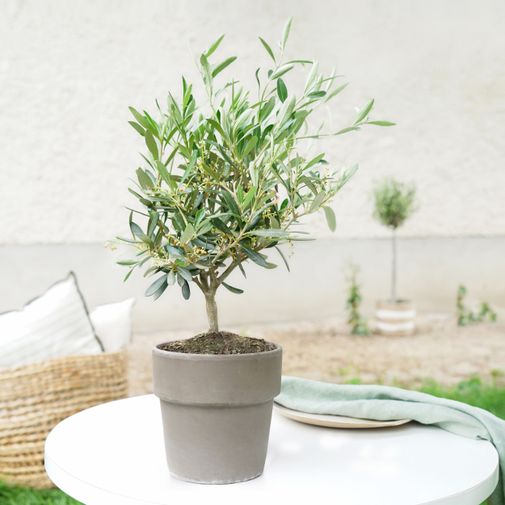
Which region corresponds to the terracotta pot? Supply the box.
[375,300,416,336]
[152,343,282,484]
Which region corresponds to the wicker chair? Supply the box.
[0,352,128,488]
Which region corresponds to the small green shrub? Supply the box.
[456,285,497,326]
[346,266,369,336]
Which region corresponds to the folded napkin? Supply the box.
[276,376,505,505]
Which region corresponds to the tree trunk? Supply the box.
[391,228,397,303]
[205,291,219,333]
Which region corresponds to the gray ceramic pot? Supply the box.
[152,343,282,484]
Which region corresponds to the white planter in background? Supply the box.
[375,300,416,336]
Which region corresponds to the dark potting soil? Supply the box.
[158,331,277,355]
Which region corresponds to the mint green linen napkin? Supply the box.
[276,376,505,505]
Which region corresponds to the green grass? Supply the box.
[1,378,503,504]
[0,482,79,505]
[420,377,505,419]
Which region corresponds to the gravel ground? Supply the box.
[128,313,505,396]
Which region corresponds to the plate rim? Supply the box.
[274,403,411,428]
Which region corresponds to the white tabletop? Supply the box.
[45,395,499,505]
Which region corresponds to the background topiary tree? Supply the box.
[118,20,393,334]
[373,178,416,303]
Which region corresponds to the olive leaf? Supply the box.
[276,78,288,102]
[323,206,337,232]
[145,274,168,297]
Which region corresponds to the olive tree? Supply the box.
[118,20,393,333]
[373,178,416,302]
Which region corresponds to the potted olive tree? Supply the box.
[119,20,392,484]
[373,178,417,335]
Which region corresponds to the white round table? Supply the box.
[45,395,499,505]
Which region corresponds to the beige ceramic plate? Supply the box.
[274,404,411,429]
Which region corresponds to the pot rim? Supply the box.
[377,298,413,305]
[153,342,282,361]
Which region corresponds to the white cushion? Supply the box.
[90,299,135,352]
[0,272,103,369]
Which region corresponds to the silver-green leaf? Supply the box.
[323,206,337,232]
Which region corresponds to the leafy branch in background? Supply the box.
[456,285,497,326]
[373,179,416,302]
[346,265,369,336]
[118,19,394,332]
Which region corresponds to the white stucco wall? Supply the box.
[2,238,504,332]
[1,0,504,245]
[1,0,504,329]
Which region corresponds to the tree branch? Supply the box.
[193,275,205,292]
[208,268,218,292]
[216,261,238,285]
[196,271,210,294]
